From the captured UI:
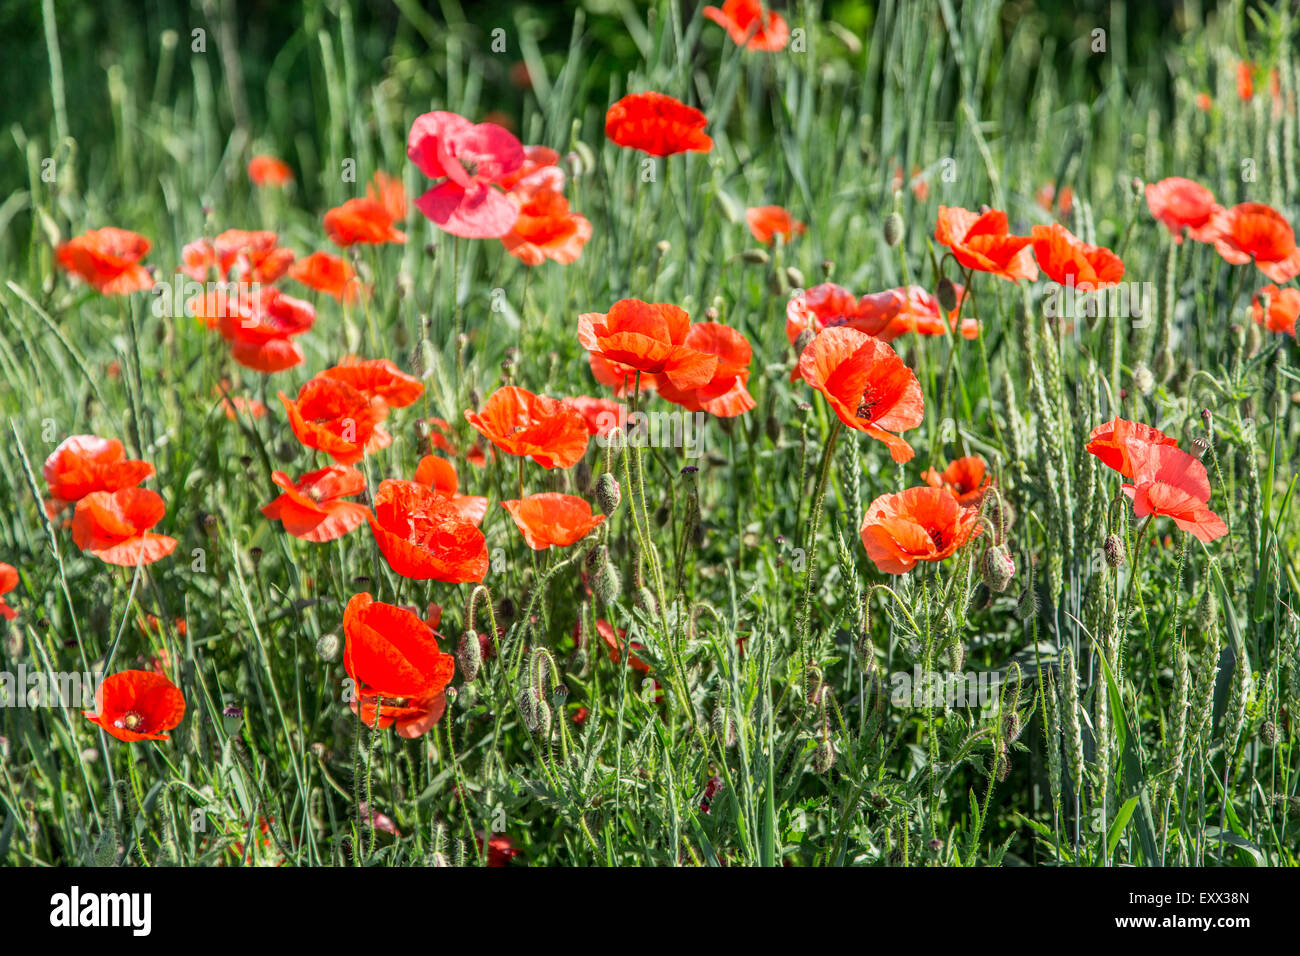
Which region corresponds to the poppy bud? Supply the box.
[704,306,720,320]
[636,586,657,616]
[573,140,596,175]
[794,328,817,355]
[1260,720,1279,745]
[785,266,805,290]
[813,738,836,773]
[1195,588,1216,632]
[882,212,904,247]
[741,248,770,265]
[765,414,782,444]
[534,699,553,737]
[592,548,621,605]
[316,632,341,662]
[458,630,482,683]
[946,640,964,672]
[766,267,789,295]
[820,258,834,279]
[1015,582,1038,621]
[980,544,1016,592]
[1104,534,1126,567]
[656,240,671,257]
[595,472,621,514]
[1132,362,1155,395]
[936,277,958,313]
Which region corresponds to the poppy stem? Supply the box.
[1121,513,1154,630]
[797,419,843,668]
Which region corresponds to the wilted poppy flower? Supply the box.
[369,480,488,582]
[83,670,185,742]
[72,488,176,566]
[653,322,756,417]
[0,563,18,620]
[288,251,362,302]
[279,377,389,465]
[1031,223,1125,289]
[180,229,295,284]
[1252,285,1300,338]
[797,327,924,463]
[366,171,408,222]
[343,592,456,738]
[1210,202,1300,282]
[465,386,591,469]
[407,111,525,238]
[578,299,719,392]
[324,198,406,246]
[605,92,713,157]
[413,455,488,526]
[703,0,789,50]
[498,145,565,196]
[854,285,976,342]
[248,154,293,187]
[1086,417,1180,478]
[43,435,154,517]
[56,228,153,295]
[1144,177,1221,243]
[197,286,316,373]
[922,456,991,508]
[1122,443,1227,543]
[501,188,592,265]
[563,396,624,437]
[320,356,424,411]
[746,205,806,244]
[261,466,369,542]
[859,486,981,574]
[502,493,606,550]
[934,206,1038,282]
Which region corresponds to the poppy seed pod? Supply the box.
[458,630,482,683]
[882,212,904,247]
[980,544,1016,592]
[595,472,621,514]
[1104,534,1126,567]
[936,277,958,313]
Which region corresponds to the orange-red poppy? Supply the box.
[1210,202,1300,282]
[221,394,268,420]
[1144,177,1221,243]
[412,455,488,526]
[319,356,424,411]
[605,92,713,157]
[56,228,153,295]
[343,592,455,738]
[248,154,294,187]
[922,455,991,508]
[859,486,981,574]
[934,206,1038,282]
[502,493,606,550]
[1031,223,1125,289]
[797,327,924,463]
[1036,182,1074,218]
[43,435,154,517]
[578,298,719,393]
[703,0,789,50]
[288,251,362,302]
[746,205,806,244]
[1122,442,1227,543]
[0,562,18,621]
[368,480,488,582]
[465,386,590,469]
[261,466,369,542]
[501,187,592,265]
[1237,62,1254,101]
[1086,417,1180,478]
[423,416,490,468]
[563,396,624,436]
[854,285,976,342]
[1196,92,1213,111]
[195,286,316,374]
[653,322,756,417]
[83,670,185,742]
[498,145,565,196]
[279,377,389,465]
[594,618,650,673]
[180,229,295,284]
[71,488,177,566]
[1252,285,1300,338]
[324,198,406,246]
[366,171,408,222]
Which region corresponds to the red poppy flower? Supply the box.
[261,466,369,542]
[368,480,488,582]
[83,670,186,742]
[197,286,316,374]
[1031,223,1125,289]
[1036,182,1074,218]
[1237,61,1254,101]
[854,285,976,342]
[279,377,389,465]
[500,188,592,266]
[922,455,991,508]
[413,455,488,526]
[343,592,456,738]
[319,356,424,411]
[423,416,491,468]
[71,488,176,566]
[0,563,18,621]
[465,386,591,469]
[605,92,713,157]
[594,618,650,673]
[324,198,406,246]
[56,228,153,295]
[479,832,522,866]
[653,322,756,417]
[288,251,362,302]
[221,394,268,420]
[1144,177,1221,243]
[407,111,525,238]
[498,145,565,196]
[746,205,806,244]
[797,327,924,463]
[1196,92,1213,111]
[703,0,789,50]
[366,171,408,222]
[1122,443,1227,543]
[934,206,1038,282]
[502,493,606,550]
[248,155,294,187]
[1210,202,1300,282]
[578,299,719,392]
[180,229,295,284]
[1252,285,1300,338]
[43,435,154,517]
[1086,417,1180,478]
[563,396,624,437]
[859,486,981,574]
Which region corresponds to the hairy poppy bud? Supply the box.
[593,548,621,605]
[981,545,1015,592]
[1190,436,1211,459]
[1132,362,1155,395]
[1260,721,1279,745]
[936,277,958,313]
[595,472,621,514]
[766,267,789,295]
[1104,534,1126,567]
[636,586,657,615]
[458,630,482,683]
[820,258,834,279]
[794,328,816,355]
[741,248,770,265]
[785,266,805,290]
[813,738,836,773]
[1195,588,1216,632]
[316,632,340,662]
[946,640,964,672]
[882,212,904,247]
